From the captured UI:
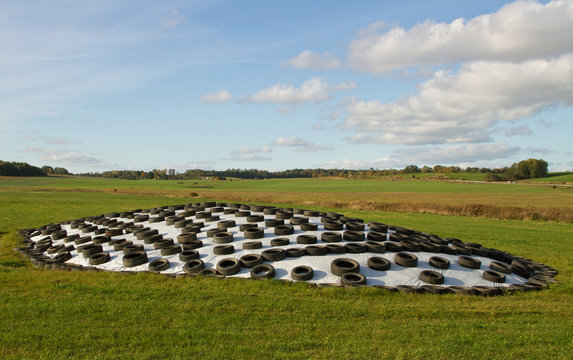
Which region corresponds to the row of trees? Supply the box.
[0,161,69,177]
[0,159,548,181]
[76,159,548,181]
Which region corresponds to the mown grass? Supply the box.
[1,183,572,359]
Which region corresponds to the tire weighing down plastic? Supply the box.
[16,202,558,295]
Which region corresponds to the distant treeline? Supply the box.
[1,158,548,181]
[0,161,69,177]
[75,158,548,181]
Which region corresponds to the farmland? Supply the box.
[1,176,572,359]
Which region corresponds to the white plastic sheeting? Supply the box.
[28,207,527,288]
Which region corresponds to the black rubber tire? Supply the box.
[305,245,327,256]
[75,236,92,245]
[346,222,364,231]
[213,232,234,244]
[448,286,475,295]
[216,258,241,276]
[285,247,305,257]
[345,243,366,253]
[177,233,197,243]
[340,272,366,286]
[52,252,72,263]
[482,270,506,283]
[343,231,365,242]
[213,244,234,255]
[161,245,182,256]
[364,241,386,253]
[122,251,148,267]
[321,232,342,242]
[325,244,346,254]
[421,243,441,253]
[291,266,314,281]
[206,228,225,237]
[429,256,450,269]
[331,258,360,276]
[422,285,451,294]
[89,252,111,265]
[261,248,286,262]
[143,234,163,244]
[472,286,503,297]
[82,244,103,258]
[290,216,309,225]
[324,220,343,230]
[419,270,445,284]
[367,231,386,242]
[183,259,205,275]
[244,227,264,239]
[270,238,289,247]
[367,257,391,271]
[489,261,512,274]
[394,252,418,267]
[250,264,275,279]
[300,223,318,231]
[239,254,263,268]
[396,285,423,294]
[274,225,294,235]
[265,219,284,228]
[179,250,199,262]
[247,215,264,223]
[458,256,481,269]
[217,220,236,230]
[238,224,257,232]
[242,241,262,250]
[198,268,221,277]
[92,236,111,245]
[123,244,144,255]
[154,239,174,250]
[182,240,203,250]
[149,258,170,272]
[296,235,317,244]
[400,240,421,252]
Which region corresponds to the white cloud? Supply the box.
[504,125,533,137]
[23,147,108,167]
[200,89,233,103]
[244,78,354,105]
[348,0,573,73]
[320,143,518,169]
[393,143,520,164]
[160,10,186,29]
[271,137,312,147]
[287,50,340,70]
[271,136,333,152]
[225,147,273,161]
[295,144,334,152]
[345,55,573,145]
[232,147,272,154]
[46,137,78,145]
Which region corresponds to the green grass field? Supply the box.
[1,177,572,359]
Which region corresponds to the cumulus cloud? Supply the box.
[287,50,341,70]
[393,143,520,164]
[200,89,233,103]
[321,143,518,169]
[345,55,573,145]
[46,137,77,145]
[225,147,273,161]
[160,10,186,29]
[271,136,333,152]
[23,147,107,166]
[348,0,573,73]
[504,125,533,137]
[244,78,355,104]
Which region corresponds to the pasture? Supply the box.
[1,176,572,359]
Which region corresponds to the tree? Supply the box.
[402,165,420,174]
[41,166,54,174]
[53,167,69,175]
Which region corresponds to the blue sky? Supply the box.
[1,0,572,173]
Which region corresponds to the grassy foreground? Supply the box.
[1,180,572,359]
